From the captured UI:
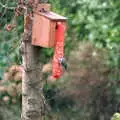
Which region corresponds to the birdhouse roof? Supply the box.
[39,11,67,21]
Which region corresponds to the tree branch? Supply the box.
[0,1,16,10]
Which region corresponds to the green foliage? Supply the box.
[0,29,21,78]
[50,0,120,67]
[0,103,20,120]
[0,11,23,78]
[111,113,120,120]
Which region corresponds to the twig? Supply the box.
[0,1,16,10]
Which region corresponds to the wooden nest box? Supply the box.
[32,4,67,48]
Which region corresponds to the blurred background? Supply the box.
[0,0,120,120]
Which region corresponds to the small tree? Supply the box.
[21,0,48,120]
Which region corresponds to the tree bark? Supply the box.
[21,0,48,120]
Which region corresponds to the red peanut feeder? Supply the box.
[52,22,65,79]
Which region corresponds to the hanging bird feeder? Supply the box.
[32,4,67,79]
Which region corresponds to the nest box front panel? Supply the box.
[32,14,55,48]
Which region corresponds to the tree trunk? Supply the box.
[21,0,48,120]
